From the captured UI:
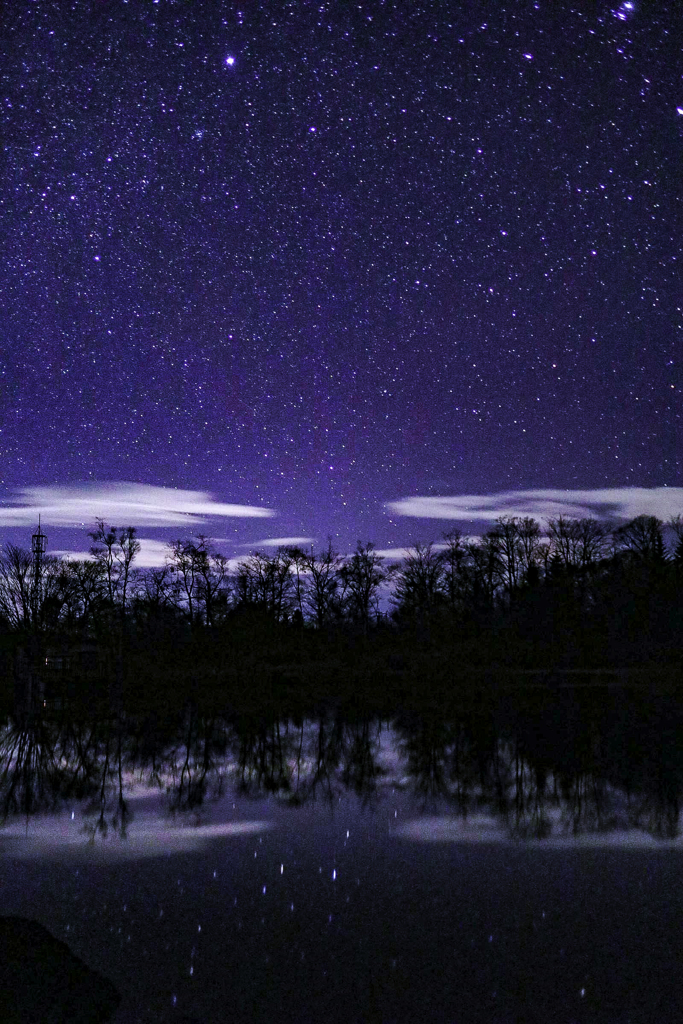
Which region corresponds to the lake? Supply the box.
[2,689,683,1022]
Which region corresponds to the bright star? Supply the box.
[225,56,235,66]
[614,1,636,18]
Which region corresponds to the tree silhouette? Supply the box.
[339,542,390,634]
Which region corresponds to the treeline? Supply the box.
[1,512,683,715]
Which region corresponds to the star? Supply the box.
[0,0,679,555]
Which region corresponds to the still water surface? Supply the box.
[2,692,683,1022]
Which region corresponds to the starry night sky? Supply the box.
[1,0,681,558]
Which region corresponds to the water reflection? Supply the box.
[2,686,683,844]
[0,813,272,861]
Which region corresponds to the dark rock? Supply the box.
[0,916,120,1023]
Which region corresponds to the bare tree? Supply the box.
[57,559,106,631]
[0,543,65,631]
[467,534,500,611]
[134,564,176,613]
[547,515,581,571]
[284,546,308,622]
[130,564,181,633]
[301,539,344,628]
[574,518,610,570]
[233,549,295,623]
[668,515,683,567]
[192,538,232,627]
[487,517,521,603]
[167,539,201,626]
[516,517,543,583]
[0,544,34,628]
[339,542,390,633]
[613,515,667,564]
[547,516,610,573]
[89,520,140,613]
[439,530,469,613]
[392,542,444,622]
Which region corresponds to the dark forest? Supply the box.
[1,512,682,721]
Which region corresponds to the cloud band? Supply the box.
[387,488,683,524]
[0,483,275,528]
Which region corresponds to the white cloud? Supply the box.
[387,487,683,525]
[134,539,172,567]
[54,543,251,572]
[371,548,415,561]
[49,550,92,561]
[51,538,172,568]
[0,483,275,528]
[371,544,448,561]
[238,536,315,549]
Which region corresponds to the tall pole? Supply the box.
[31,514,47,627]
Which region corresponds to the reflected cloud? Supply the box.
[387,487,683,524]
[0,816,273,861]
[0,483,275,528]
[395,816,683,847]
[396,816,508,843]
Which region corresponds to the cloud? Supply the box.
[130,539,173,567]
[238,536,315,550]
[371,548,416,562]
[395,815,680,848]
[0,483,275,528]
[371,545,448,561]
[53,538,172,568]
[54,541,253,571]
[0,817,273,862]
[387,487,683,525]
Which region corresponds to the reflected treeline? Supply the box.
[2,689,683,841]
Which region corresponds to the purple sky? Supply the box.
[1,1,681,563]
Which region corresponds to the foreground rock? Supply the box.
[0,916,120,1023]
